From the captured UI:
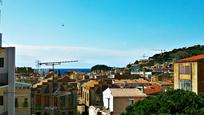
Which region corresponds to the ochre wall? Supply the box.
[191,62,198,94]
[174,62,198,94]
[174,63,179,89]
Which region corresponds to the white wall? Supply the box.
[88,106,99,115]
[103,88,113,112]
[131,71,152,78]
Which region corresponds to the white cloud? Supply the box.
[3,44,156,68]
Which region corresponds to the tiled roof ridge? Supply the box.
[177,54,204,62]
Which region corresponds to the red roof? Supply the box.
[177,54,204,62]
[144,83,163,95]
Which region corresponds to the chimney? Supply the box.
[0,33,2,47]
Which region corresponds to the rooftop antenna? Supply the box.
[151,49,166,55]
[142,54,148,60]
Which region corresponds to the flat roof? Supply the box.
[109,88,146,97]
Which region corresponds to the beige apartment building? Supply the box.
[15,82,32,115]
[174,54,204,94]
[0,82,31,115]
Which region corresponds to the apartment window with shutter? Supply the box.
[36,112,41,115]
[23,98,28,107]
[15,98,18,107]
[180,80,192,91]
[179,64,191,75]
[0,96,3,105]
[68,111,74,115]
[60,96,66,107]
[0,58,4,68]
[36,95,41,105]
[44,96,49,107]
[54,97,58,106]
[128,99,134,105]
[44,86,49,93]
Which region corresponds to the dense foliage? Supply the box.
[149,45,204,64]
[121,89,204,115]
[16,67,34,75]
[91,64,112,72]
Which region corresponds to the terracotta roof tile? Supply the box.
[144,83,163,95]
[82,80,99,89]
[113,79,149,84]
[177,54,204,62]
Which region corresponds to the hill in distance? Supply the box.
[134,45,204,66]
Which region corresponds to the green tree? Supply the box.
[16,67,34,75]
[121,89,204,115]
[91,64,112,72]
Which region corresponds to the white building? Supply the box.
[131,71,152,78]
[103,88,146,115]
[88,106,109,115]
[88,106,100,115]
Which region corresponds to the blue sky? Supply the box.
[1,0,204,68]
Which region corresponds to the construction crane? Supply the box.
[36,60,78,71]
[36,60,78,115]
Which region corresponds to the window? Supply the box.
[128,99,134,105]
[68,111,74,115]
[15,98,18,107]
[36,112,41,115]
[23,112,28,115]
[54,97,58,106]
[180,80,192,91]
[0,96,3,105]
[36,95,41,105]
[60,85,65,91]
[84,92,86,99]
[86,93,89,101]
[84,92,86,101]
[179,64,191,75]
[68,93,74,107]
[0,58,4,68]
[37,89,41,93]
[44,86,49,93]
[60,96,66,107]
[23,98,28,107]
[44,112,49,115]
[44,96,49,107]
